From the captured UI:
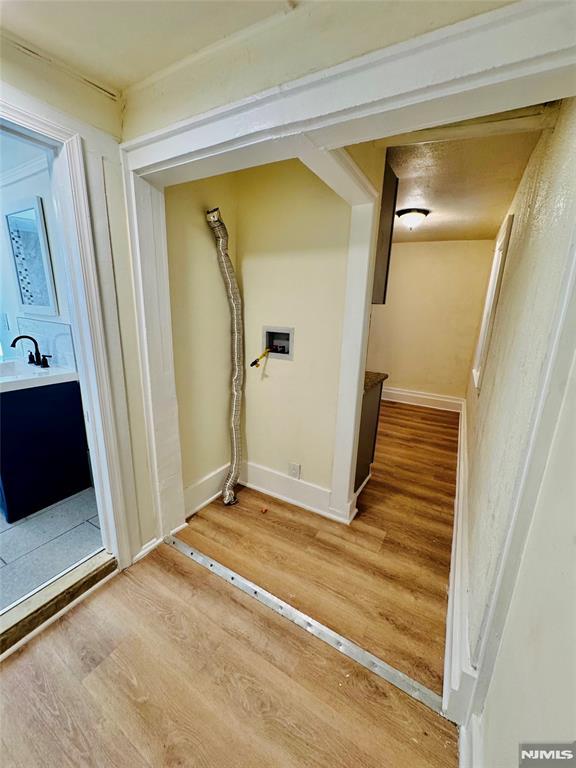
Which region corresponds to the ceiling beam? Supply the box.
[374,103,560,148]
[297,139,378,206]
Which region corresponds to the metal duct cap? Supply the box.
[206,207,222,225]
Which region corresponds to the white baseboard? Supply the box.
[329,492,358,524]
[354,472,372,497]
[242,462,349,523]
[181,461,349,524]
[132,536,162,563]
[184,464,228,518]
[382,386,464,412]
[443,400,477,725]
[335,474,372,526]
[132,522,192,564]
[459,714,483,768]
[170,522,188,535]
[459,723,472,768]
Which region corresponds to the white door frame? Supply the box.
[123,150,377,537]
[0,95,134,569]
[119,0,576,719]
[120,0,576,530]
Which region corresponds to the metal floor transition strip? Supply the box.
[165,535,445,717]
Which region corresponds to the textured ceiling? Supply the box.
[0,1,292,90]
[388,132,541,242]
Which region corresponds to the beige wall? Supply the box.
[165,159,350,494]
[366,241,493,398]
[165,175,238,489]
[466,98,576,658]
[0,41,122,137]
[480,347,576,766]
[238,161,350,489]
[123,1,513,139]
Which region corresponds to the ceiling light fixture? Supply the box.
[396,208,430,230]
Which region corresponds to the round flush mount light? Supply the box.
[396,208,430,230]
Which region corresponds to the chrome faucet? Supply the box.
[10,335,46,367]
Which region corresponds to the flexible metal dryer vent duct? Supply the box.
[206,207,244,505]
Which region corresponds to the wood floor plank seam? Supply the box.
[165,534,450,719]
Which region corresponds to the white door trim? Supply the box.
[443,401,477,724]
[121,171,186,542]
[329,203,377,521]
[0,96,133,568]
[122,1,576,174]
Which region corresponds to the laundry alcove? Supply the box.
[164,159,354,515]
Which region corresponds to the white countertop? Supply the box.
[0,359,79,394]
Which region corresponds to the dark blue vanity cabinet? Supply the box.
[0,381,92,523]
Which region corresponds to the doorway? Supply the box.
[119,3,572,719]
[158,105,548,711]
[0,115,119,640]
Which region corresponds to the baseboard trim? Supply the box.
[443,399,477,725]
[382,386,464,412]
[132,536,162,563]
[242,462,348,524]
[170,522,188,535]
[182,461,349,524]
[355,472,372,497]
[132,520,191,564]
[184,464,228,518]
[459,722,472,768]
[459,714,483,768]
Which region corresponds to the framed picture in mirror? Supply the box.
[4,196,58,316]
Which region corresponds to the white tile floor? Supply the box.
[0,488,103,611]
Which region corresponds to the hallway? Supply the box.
[178,400,460,694]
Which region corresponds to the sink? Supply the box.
[0,358,78,393]
[0,360,24,376]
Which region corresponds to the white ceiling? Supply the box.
[387,132,541,242]
[0,0,293,91]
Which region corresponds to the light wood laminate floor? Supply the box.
[178,401,459,694]
[0,545,458,767]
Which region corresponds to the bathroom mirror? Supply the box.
[4,196,58,316]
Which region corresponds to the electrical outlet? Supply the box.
[288,462,301,480]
